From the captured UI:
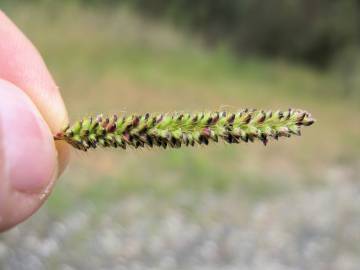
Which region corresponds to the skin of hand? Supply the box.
[0,11,70,232]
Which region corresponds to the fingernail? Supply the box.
[0,80,57,193]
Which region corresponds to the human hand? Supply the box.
[0,11,70,232]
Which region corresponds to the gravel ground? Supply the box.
[1,167,360,270]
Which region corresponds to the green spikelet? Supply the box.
[54,109,315,151]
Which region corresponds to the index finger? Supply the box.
[0,10,70,172]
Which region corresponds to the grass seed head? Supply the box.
[55,109,316,151]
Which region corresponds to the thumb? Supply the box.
[0,79,57,232]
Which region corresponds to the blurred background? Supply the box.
[0,0,359,269]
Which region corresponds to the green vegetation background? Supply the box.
[1,0,359,218]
